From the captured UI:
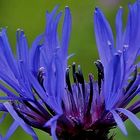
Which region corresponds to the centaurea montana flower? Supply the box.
[1,1,140,140]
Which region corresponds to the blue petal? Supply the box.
[0,70,28,98]
[16,30,28,67]
[94,7,115,66]
[116,7,123,50]
[28,73,48,102]
[45,6,61,54]
[0,29,19,78]
[61,7,72,57]
[111,110,127,135]
[117,108,140,130]
[0,82,18,98]
[3,121,19,140]
[123,1,140,71]
[4,102,38,140]
[0,113,7,124]
[55,53,65,110]
[44,115,60,140]
[16,30,34,99]
[29,34,43,77]
[104,54,124,109]
[0,103,7,111]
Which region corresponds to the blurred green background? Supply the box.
[0,0,140,140]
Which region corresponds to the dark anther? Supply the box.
[86,74,94,116]
[32,87,56,116]
[121,86,138,108]
[37,67,46,88]
[24,101,47,118]
[72,62,77,83]
[76,65,85,96]
[95,60,104,94]
[132,106,140,114]
[66,68,72,93]
[77,65,84,84]
[72,63,85,97]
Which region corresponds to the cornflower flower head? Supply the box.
[1,0,140,140]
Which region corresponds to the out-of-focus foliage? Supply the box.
[0,0,139,139]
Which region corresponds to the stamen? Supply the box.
[66,68,72,93]
[95,60,104,94]
[72,62,76,83]
[86,74,94,116]
[37,67,46,88]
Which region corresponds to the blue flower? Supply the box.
[0,6,71,140]
[1,0,140,140]
[94,0,140,135]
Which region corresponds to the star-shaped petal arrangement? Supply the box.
[1,1,140,140]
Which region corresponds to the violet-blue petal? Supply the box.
[4,102,38,140]
[0,103,7,111]
[104,54,124,109]
[0,29,19,78]
[94,7,114,66]
[44,115,60,140]
[116,7,123,50]
[117,108,140,130]
[111,110,127,135]
[29,34,43,77]
[61,7,72,57]
[3,121,19,140]
[124,2,140,71]
[0,113,7,124]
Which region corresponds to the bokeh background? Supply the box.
[0,0,139,139]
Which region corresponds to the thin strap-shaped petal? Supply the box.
[116,7,123,50]
[51,12,62,49]
[44,115,60,140]
[0,113,7,123]
[4,102,38,140]
[0,70,21,94]
[123,2,140,71]
[94,7,114,66]
[0,83,18,98]
[29,72,62,114]
[61,6,72,57]
[55,54,65,110]
[16,30,34,99]
[104,54,124,109]
[29,34,43,77]
[128,100,140,114]
[117,108,140,130]
[0,29,19,78]
[45,6,60,52]
[29,73,48,102]
[0,103,7,111]
[46,5,59,34]
[16,30,28,67]
[3,121,19,140]
[111,110,127,135]
[50,120,58,140]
